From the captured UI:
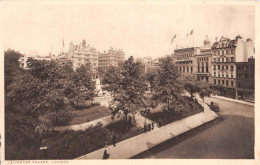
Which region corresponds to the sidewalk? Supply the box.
[212,95,254,107]
[76,104,218,159]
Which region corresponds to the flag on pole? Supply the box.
[171,34,176,44]
[190,29,193,35]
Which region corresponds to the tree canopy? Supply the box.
[152,57,184,111]
[110,56,147,119]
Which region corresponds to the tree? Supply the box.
[102,66,121,95]
[72,64,95,107]
[110,56,147,120]
[182,73,212,100]
[4,49,23,91]
[152,57,184,112]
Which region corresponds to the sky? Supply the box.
[1,1,255,59]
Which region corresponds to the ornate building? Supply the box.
[68,39,99,72]
[98,47,125,70]
[210,36,254,99]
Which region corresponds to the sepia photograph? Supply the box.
[1,0,258,164]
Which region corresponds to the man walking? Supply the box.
[102,145,110,159]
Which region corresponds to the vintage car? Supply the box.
[208,101,220,112]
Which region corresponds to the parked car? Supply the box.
[207,101,220,112]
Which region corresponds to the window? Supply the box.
[226,74,229,78]
[222,65,224,70]
[191,66,193,72]
[231,49,234,54]
[214,79,216,85]
[222,50,224,55]
[218,80,220,85]
[214,65,216,70]
[187,66,189,73]
[218,58,220,62]
[183,67,185,73]
[206,62,208,72]
[237,66,240,70]
[226,50,228,54]
[202,62,204,72]
[226,57,229,62]
[238,74,240,79]
[222,80,224,85]
[214,72,216,77]
[179,67,181,72]
[231,74,233,78]
[214,58,216,62]
[231,57,234,62]
[226,65,228,70]
[222,58,224,62]
[226,80,229,86]
[218,65,220,70]
[245,74,249,79]
[231,81,234,86]
[231,65,234,71]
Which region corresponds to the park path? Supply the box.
[134,113,158,129]
[55,115,123,132]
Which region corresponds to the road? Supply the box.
[133,97,254,159]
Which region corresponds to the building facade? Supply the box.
[98,47,125,70]
[194,36,212,82]
[68,39,99,71]
[236,58,255,101]
[172,47,200,76]
[210,36,254,99]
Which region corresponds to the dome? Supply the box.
[204,35,211,45]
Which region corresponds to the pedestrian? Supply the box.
[112,135,116,147]
[102,145,110,159]
[152,122,154,130]
[148,123,151,131]
[144,124,146,132]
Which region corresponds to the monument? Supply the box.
[94,78,103,96]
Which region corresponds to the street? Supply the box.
[133,97,254,159]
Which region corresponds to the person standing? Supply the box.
[102,145,110,159]
[112,135,117,147]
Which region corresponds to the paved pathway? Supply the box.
[134,113,158,129]
[56,115,123,132]
[76,103,218,159]
[212,95,254,106]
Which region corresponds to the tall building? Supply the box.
[210,36,254,99]
[236,57,254,101]
[68,39,99,71]
[194,36,212,82]
[98,47,125,70]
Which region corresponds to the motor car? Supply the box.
[207,101,220,112]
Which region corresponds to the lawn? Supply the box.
[69,105,111,125]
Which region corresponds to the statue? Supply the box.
[94,78,103,97]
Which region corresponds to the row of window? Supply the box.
[197,57,209,61]
[213,49,235,56]
[198,67,209,73]
[176,54,193,59]
[213,65,234,71]
[237,82,254,90]
[237,74,254,79]
[213,72,234,78]
[214,79,234,87]
[237,65,254,70]
[179,66,193,73]
[213,57,234,63]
